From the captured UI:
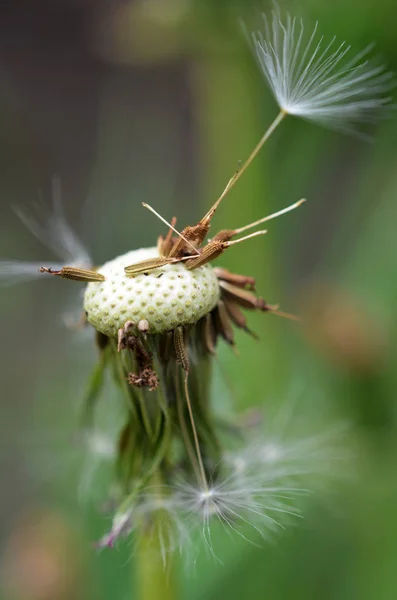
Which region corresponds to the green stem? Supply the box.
[135,502,178,600]
[136,536,177,600]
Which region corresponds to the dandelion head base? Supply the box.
[84,247,221,337]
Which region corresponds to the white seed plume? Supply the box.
[96,412,348,557]
[227,427,348,484]
[97,467,306,556]
[0,260,66,286]
[251,10,394,132]
[0,178,91,286]
[170,472,304,549]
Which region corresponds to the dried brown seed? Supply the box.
[186,241,225,270]
[124,257,180,276]
[167,224,208,258]
[203,312,217,355]
[211,229,236,243]
[186,230,267,270]
[39,266,105,282]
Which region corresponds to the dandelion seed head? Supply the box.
[84,247,220,336]
[251,9,394,133]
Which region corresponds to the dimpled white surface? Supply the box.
[84,247,220,337]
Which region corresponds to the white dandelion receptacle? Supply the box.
[84,247,221,337]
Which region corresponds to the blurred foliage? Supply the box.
[1,0,397,599]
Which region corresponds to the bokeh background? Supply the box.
[1,0,397,599]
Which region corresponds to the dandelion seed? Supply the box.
[251,9,394,133]
[201,12,392,220]
[0,177,91,286]
[0,260,66,286]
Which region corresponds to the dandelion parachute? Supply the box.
[251,9,393,133]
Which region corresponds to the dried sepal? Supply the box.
[128,368,159,391]
[223,298,260,340]
[117,321,159,391]
[214,300,235,346]
[203,313,217,355]
[219,280,270,311]
[213,267,256,291]
[157,234,165,255]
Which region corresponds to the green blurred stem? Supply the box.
[136,512,177,600]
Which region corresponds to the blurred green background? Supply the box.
[1,0,397,598]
